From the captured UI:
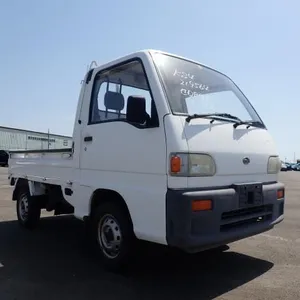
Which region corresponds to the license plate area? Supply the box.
[233,183,263,208]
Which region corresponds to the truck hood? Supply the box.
[182,118,278,176]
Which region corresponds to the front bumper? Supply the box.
[166,182,285,253]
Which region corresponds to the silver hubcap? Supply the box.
[98,214,122,259]
[19,194,29,221]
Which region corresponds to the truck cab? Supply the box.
[9,50,284,270]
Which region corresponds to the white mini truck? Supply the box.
[8,50,285,269]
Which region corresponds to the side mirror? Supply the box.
[126,96,147,124]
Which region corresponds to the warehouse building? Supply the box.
[0,126,72,151]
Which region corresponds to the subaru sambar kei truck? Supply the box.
[8,50,285,270]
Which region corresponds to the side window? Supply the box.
[89,60,159,127]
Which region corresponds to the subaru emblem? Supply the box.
[243,157,250,165]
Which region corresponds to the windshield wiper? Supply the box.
[233,120,264,129]
[185,113,242,123]
[185,113,264,129]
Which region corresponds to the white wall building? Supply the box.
[0,126,72,151]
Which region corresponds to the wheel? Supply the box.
[16,187,41,229]
[92,201,136,271]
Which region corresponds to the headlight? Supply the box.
[170,153,216,177]
[267,156,281,174]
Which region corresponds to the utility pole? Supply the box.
[25,132,27,150]
[48,129,50,150]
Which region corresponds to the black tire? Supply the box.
[92,201,136,271]
[16,186,41,229]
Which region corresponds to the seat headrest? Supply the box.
[126,96,147,124]
[104,91,125,111]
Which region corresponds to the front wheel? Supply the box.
[16,188,41,229]
[92,202,136,271]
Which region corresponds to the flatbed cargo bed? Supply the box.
[9,148,72,154]
[8,148,73,186]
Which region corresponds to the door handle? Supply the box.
[84,136,93,142]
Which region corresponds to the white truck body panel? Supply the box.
[180,117,279,187]
[9,151,73,185]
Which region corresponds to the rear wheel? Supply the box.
[92,201,136,271]
[16,187,41,229]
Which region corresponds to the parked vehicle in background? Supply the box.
[0,150,9,167]
[281,162,288,171]
[7,49,285,271]
[284,163,293,171]
[290,163,299,171]
[292,163,300,171]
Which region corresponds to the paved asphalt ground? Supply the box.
[0,168,299,300]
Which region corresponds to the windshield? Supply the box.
[151,52,264,126]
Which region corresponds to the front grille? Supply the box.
[220,204,273,232]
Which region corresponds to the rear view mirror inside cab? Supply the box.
[126,96,150,126]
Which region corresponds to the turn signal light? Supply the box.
[192,199,212,212]
[170,156,181,173]
[277,189,284,200]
